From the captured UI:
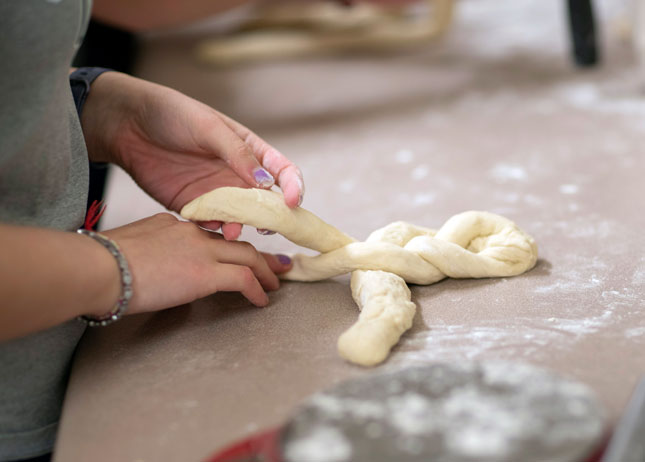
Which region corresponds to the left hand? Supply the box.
[81,71,304,240]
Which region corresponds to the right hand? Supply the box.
[81,72,304,241]
[98,213,291,316]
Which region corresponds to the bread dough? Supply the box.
[181,187,538,366]
[195,0,454,66]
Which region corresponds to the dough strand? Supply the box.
[181,187,538,366]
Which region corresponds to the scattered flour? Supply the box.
[556,82,645,118]
[395,149,414,164]
[285,363,604,462]
[245,422,259,433]
[284,425,352,462]
[489,164,528,182]
[633,262,645,285]
[443,389,523,457]
[338,179,355,193]
[310,394,386,420]
[624,327,645,338]
[396,325,558,362]
[547,219,616,240]
[500,192,520,203]
[559,184,579,194]
[412,192,436,206]
[395,279,642,362]
[533,276,603,294]
[410,165,429,180]
[388,392,436,435]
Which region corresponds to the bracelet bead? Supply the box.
[76,229,133,326]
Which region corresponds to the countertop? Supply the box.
[55,1,645,461]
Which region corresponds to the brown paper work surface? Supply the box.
[55,3,644,461]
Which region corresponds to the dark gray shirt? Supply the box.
[0,0,92,459]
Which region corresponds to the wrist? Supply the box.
[77,230,133,325]
[77,231,124,319]
[79,71,140,164]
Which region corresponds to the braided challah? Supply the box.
[181,187,538,366]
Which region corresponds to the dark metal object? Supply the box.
[207,362,606,462]
[281,362,605,462]
[602,376,645,462]
[567,0,600,67]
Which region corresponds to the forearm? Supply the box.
[0,224,121,341]
[79,70,142,165]
[92,0,256,32]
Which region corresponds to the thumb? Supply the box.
[199,118,275,189]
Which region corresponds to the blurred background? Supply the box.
[74,0,642,241]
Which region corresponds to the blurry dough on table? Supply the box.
[195,0,455,66]
[181,187,538,366]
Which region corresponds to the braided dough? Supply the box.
[196,0,454,66]
[181,187,538,366]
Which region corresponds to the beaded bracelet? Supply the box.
[77,229,133,326]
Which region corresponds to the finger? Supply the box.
[217,112,304,207]
[261,252,293,275]
[214,264,269,307]
[258,148,305,208]
[215,241,280,291]
[196,116,275,190]
[221,222,243,240]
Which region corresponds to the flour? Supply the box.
[395,149,414,164]
[410,164,429,180]
[388,392,436,435]
[633,261,645,285]
[393,268,642,364]
[522,195,544,206]
[624,327,645,338]
[534,276,603,294]
[284,425,353,462]
[495,191,520,204]
[559,184,579,195]
[283,362,605,462]
[411,192,435,206]
[244,422,259,433]
[309,394,386,420]
[488,164,528,182]
[545,219,617,240]
[394,325,557,362]
[338,179,355,193]
[556,81,645,118]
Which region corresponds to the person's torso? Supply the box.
[0,1,92,459]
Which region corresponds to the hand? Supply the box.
[101,213,292,314]
[81,72,304,240]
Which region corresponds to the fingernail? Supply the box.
[257,228,276,235]
[277,254,292,265]
[297,176,305,206]
[253,168,274,188]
